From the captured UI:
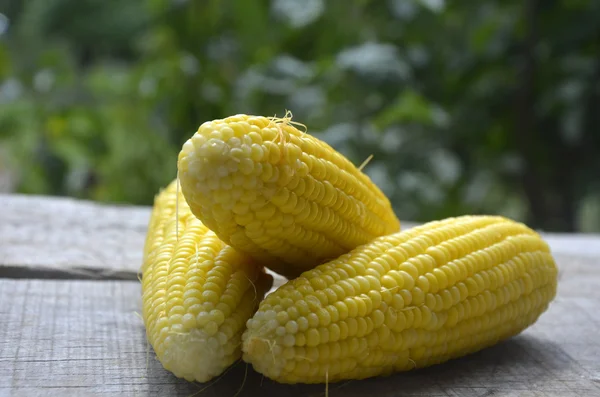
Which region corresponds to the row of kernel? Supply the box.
[420,242,543,296]
[441,282,554,342]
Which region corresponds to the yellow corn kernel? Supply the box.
[141,180,272,382]
[177,114,400,278]
[242,215,558,384]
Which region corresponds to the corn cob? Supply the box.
[177,114,400,279]
[242,215,558,384]
[141,180,273,382]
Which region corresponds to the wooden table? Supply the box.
[1,193,599,397]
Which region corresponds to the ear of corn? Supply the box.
[141,180,273,382]
[177,114,400,279]
[242,215,558,384]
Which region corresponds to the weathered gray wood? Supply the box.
[541,233,600,258]
[0,193,150,280]
[2,193,599,285]
[0,194,291,291]
[1,252,599,397]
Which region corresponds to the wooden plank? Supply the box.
[542,234,600,258]
[2,193,599,278]
[1,256,599,397]
[0,194,290,290]
[0,194,150,280]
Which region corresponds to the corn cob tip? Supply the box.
[241,334,285,380]
[242,335,271,361]
[159,328,234,382]
[177,114,300,197]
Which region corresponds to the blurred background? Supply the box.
[0,0,598,232]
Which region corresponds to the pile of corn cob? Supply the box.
[141,113,558,384]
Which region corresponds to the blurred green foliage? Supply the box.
[0,0,599,232]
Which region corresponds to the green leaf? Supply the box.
[375,89,434,128]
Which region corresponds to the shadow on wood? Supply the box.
[140,335,592,397]
[2,276,600,396]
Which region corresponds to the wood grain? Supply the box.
[0,194,292,290]
[0,194,150,280]
[1,192,598,284]
[1,193,600,396]
[1,253,599,397]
